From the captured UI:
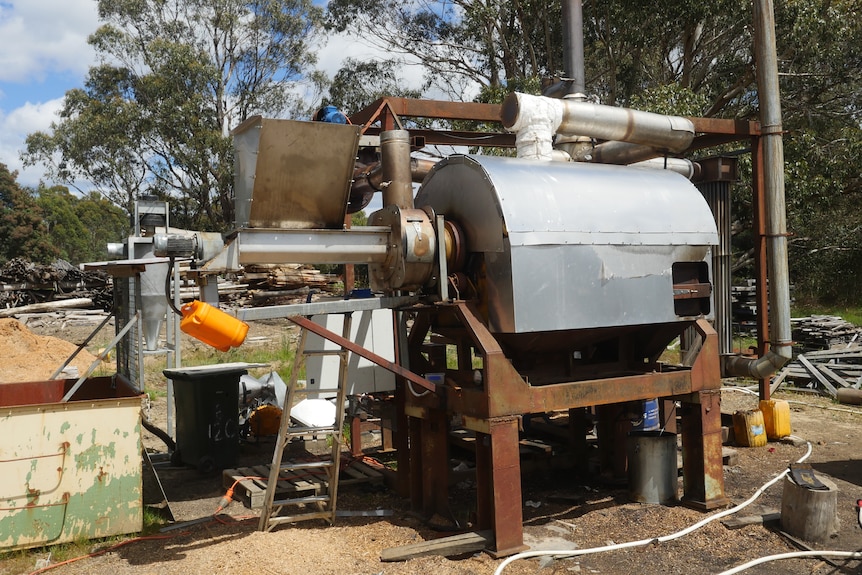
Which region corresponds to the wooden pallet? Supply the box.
[224,458,384,509]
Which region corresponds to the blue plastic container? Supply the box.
[633,398,660,431]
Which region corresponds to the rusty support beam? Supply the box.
[752,135,772,400]
[420,409,451,517]
[408,415,423,510]
[568,407,590,474]
[689,117,760,136]
[596,403,630,482]
[353,97,503,125]
[472,416,528,557]
[679,389,729,509]
[360,126,515,148]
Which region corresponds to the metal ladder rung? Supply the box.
[273,494,331,507]
[259,313,353,533]
[287,425,337,435]
[303,349,349,357]
[265,510,334,529]
[278,460,333,471]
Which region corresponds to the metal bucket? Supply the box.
[627,431,677,504]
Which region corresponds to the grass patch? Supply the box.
[141,333,302,394]
[792,304,862,326]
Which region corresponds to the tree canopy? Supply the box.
[23,0,323,231]
[0,164,58,264]
[0,164,129,265]
[326,0,861,304]
[16,0,862,303]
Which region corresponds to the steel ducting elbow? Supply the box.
[722,349,791,380]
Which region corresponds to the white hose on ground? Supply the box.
[720,386,759,396]
[492,442,813,575]
[716,550,862,574]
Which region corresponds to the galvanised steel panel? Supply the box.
[0,377,143,551]
[305,309,397,397]
[416,155,718,333]
[232,116,361,230]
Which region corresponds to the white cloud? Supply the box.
[0,98,64,185]
[315,32,429,99]
[0,0,98,186]
[0,0,99,83]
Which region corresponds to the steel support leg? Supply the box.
[420,409,450,516]
[408,415,423,510]
[474,416,528,557]
[680,389,729,509]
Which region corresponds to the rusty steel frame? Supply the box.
[401,302,728,555]
[330,97,770,554]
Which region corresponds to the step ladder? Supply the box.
[258,313,352,531]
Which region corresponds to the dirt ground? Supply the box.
[3,314,862,575]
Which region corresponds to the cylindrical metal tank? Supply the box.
[414,155,719,334]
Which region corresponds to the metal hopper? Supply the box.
[232,116,362,229]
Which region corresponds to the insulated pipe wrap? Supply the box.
[502,92,695,156]
[501,93,563,160]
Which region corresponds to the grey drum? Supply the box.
[414,155,719,334]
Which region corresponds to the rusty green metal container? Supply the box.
[0,375,143,551]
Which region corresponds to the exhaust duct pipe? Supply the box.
[501,92,695,160]
[723,0,793,380]
[380,130,414,209]
[631,157,699,180]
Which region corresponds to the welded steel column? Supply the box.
[380,130,414,209]
[753,0,793,368]
[680,389,728,509]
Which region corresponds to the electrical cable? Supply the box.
[407,380,431,397]
[164,256,182,316]
[28,533,185,575]
[493,442,813,575]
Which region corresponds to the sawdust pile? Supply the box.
[0,318,100,383]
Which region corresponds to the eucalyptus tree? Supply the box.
[23,0,323,230]
[0,164,58,264]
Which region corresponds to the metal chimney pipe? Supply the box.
[562,0,586,95]
[754,0,793,362]
[723,0,793,380]
[380,130,414,209]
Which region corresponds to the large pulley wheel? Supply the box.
[443,219,467,273]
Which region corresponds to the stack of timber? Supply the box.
[1,258,343,317]
[243,264,339,298]
[731,281,759,336]
[790,315,862,353]
[1,258,111,310]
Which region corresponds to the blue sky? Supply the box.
[0,0,430,191]
[0,0,102,187]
